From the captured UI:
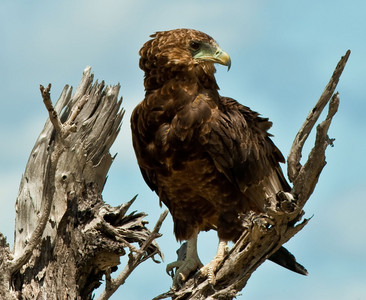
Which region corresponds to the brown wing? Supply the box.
[130,85,209,200]
[132,93,289,195]
[130,102,159,193]
[201,96,290,195]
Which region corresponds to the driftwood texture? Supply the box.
[154,50,351,300]
[0,67,166,300]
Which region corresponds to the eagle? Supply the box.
[131,28,307,286]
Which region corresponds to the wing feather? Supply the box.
[202,96,289,193]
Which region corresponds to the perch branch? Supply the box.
[97,210,168,300]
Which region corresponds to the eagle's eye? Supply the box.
[189,41,201,51]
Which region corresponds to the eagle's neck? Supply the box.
[142,69,220,129]
[143,64,219,92]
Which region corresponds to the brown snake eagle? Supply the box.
[131,28,307,287]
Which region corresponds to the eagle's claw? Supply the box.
[198,241,229,285]
[166,257,203,288]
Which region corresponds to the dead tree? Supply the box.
[0,50,350,300]
[0,67,167,300]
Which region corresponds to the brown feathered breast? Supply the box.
[131,29,290,241]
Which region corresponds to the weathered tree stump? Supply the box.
[0,67,166,300]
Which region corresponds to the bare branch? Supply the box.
[40,84,64,135]
[293,93,340,206]
[97,210,168,300]
[155,208,310,300]
[287,50,350,182]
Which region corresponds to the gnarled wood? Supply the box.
[0,67,166,300]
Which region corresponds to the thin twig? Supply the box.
[97,210,168,300]
[40,84,64,135]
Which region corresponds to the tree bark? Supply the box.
[154,50,351,300]
[0,67,166,300]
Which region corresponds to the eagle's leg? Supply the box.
[166,231,203,288]
[199,239,229,285]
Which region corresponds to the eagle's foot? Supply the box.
[167,233,203,288]
[198,240,229,285]
[199,259,221,286]
[166,255,203,288]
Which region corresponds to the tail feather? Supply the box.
[268,246,308,275]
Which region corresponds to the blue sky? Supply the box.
[1,1,365,299]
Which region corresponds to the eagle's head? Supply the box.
[139,29,231,90]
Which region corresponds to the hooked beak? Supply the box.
[211,47,231,71]
[193,44,231,71]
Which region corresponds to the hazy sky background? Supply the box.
[1,1,365,299]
